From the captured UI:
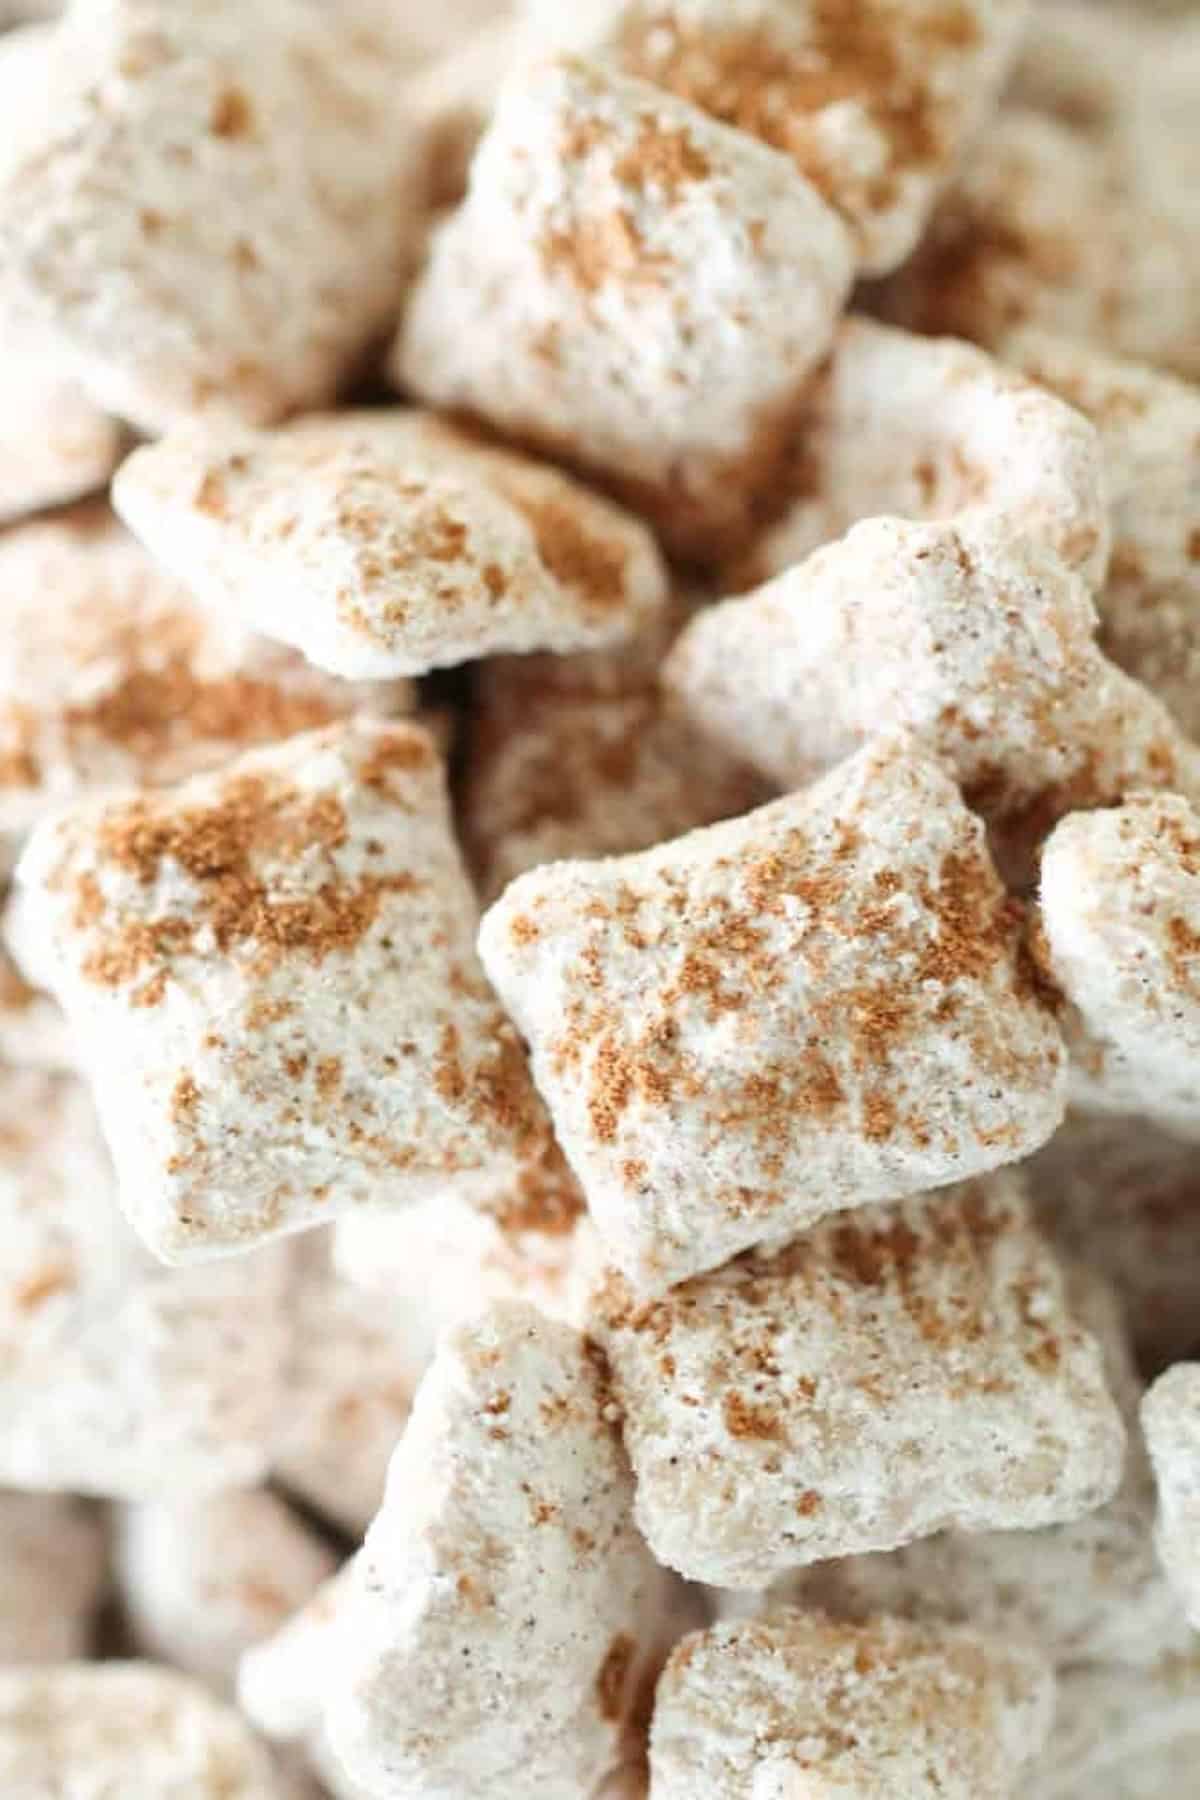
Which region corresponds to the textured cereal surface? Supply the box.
[114,410,670,680]
[649,1612,1054,1799]
[6,720,549,1261]
[588,1175,1125,1586]
[1142,1363,1200,1629]
[481,735,1066,1292]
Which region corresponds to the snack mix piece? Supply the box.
[113,411,670,680]
[396,55,855,560]
[1141,1363,1200,1630]
[481,735,1067,1292]
[325,1303,663,1800]
[586,1174,1125,1587]
[648,1612,1054,1799]
[5,719,549,1261]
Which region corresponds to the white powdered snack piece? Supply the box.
[325,1302,663,1800]
[1030,1653,1200,1800]
[875,106,1200,383]
[5,719,550,1262]
[0,504,412,865]
[1002,328,1200,738]
[1038,795,1200,1138]
[0,1066,289,1497]
[1142,1364,1200,1629]
[740,317,1109,590]
[753,1267,1190,1668]
[666,515,1200,884]
[117,1489,337,1696]
[1026,1112,1200,1368]
[480,735,1067,1293]
[270,1232,436,1536]
[648,1613,1054,1799]
[0,1662,285,1797]
[395,55,854,561]
[0,1490,106,1663]
[587,1175,1125,1587]
[520,0,1030,275]
[0,942,75,1071]
[0,0,428,433]
[113,410,669,681]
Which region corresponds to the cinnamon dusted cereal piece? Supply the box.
[1031,1653,1200,1800]
[0,1066,289,1496]
[0,1663,285,1797]
[480,736,1067,1293]
[0,504,412,868]
[270,1232,435,1535]
[0,942,74,1070]
[5,719,548,1261]
[0,1491,105,1663]
[667,515,1200,885]
[1142,1364,1200,1629]
[736,317,1109,589]
[1027,1112,1200,1369]
[117,1489,337,1696]
[0,0,428,433]
[648,1613,1054,1800]
[522,0,1031,276]
[587,1175,1124,1587]
[758,1267,1191,1669]
[113,410,669,681]
[874,106,1200,383]
[1038,795,1200,1138]
[325,1302,664,1800]
[395,56,854,562]
[1002,328,1200,738]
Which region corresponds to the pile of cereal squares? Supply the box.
[0,0,1198,1794]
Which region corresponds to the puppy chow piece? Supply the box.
[0,1661,285,1797]
[648,1612,1054,1799]
[0,0,428,432]
[0,504,412,866]
[521,0,1030,276]
[114,410,670,682]
[1002,328,1200,739]
[0,1066,289,1497]
[325,1301,664,1800]
[117,1488,338,1696]
[1038,795,1200,1138]
[0,942,75,1071]
[6,719,548,1262]
[395,55,854,561]
[1142,1364,1200,1629]
[667,515,1200,885]
[1030,1653,1200,1800]
[737,317,1109,590]
[0,1490,106,1663]
[588,1174,1124,1587]
[480,736,1067,1293]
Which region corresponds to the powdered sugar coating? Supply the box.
[0,504,412,863]
[6,719,549,1261]
[0,1490,106,1663]
[0,1066,288,1497]
[395,55,854,561]
[1003,328,1200,738]
[1038,794,1200,1138]
[0,1662,284,1798]
[480,736,1066,1293]
[667,515,1199,884]
[649,1612,1054,1799]
[589,1175,1125,1587]
[0,943,75,1071]
[1030,1654,1200,1800]
[117,1489,337,1695]
[740,317,1109,590]
[522,0,1029,275]
[325,1301,663,1800]
[1142,1364,1200,1629]
[114,411,670,681]
[0,0,427,433]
